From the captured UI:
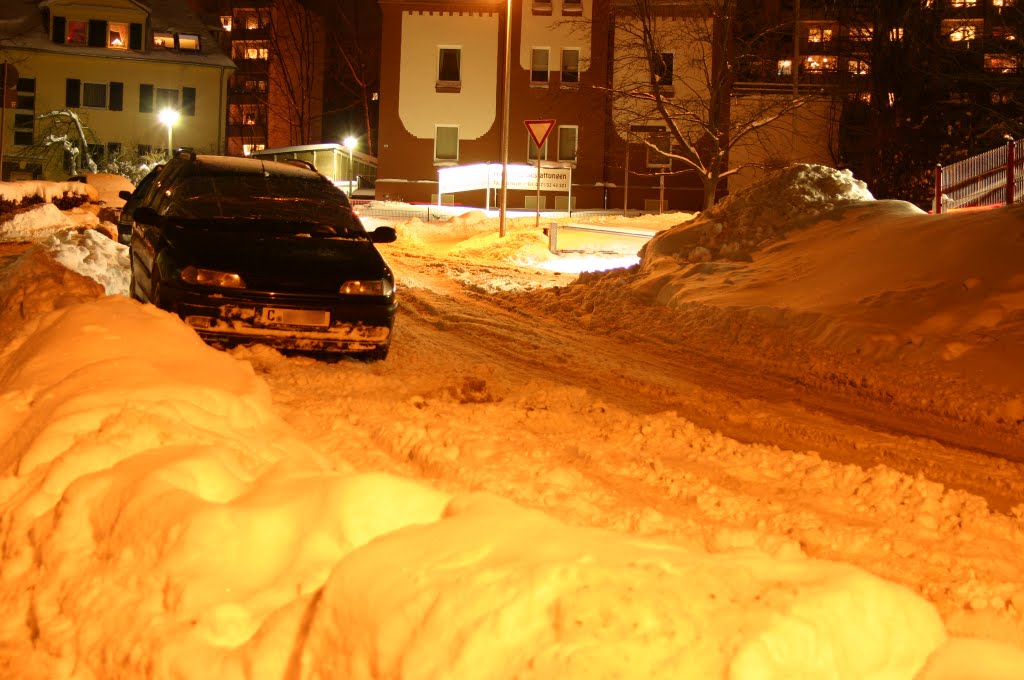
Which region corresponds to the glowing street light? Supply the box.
[158,108,180,160]
[342,135,357,196]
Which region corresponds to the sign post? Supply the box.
[524,119,556,229]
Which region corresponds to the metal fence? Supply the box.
[934,139,1024,213]
[350,200,652,223]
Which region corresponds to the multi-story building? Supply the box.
[187,0,327,158]
[0,0,234,181]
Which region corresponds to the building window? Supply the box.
[562,0,583,14]
[991,25,1018,41]
[435,126,459,161]
[137,144,153,157]
[802,55,837,72]
[243,143,265,157]
[107,142,122,157]
[807,26,833,43]
[13,113,33,146]
[182,87,196,116]
[66,20,87,45]
[848,27,873,41]
[246,79,267,93]
[528,135,548,161]
[777,59,792,76]
[945,20,980,42]
[154,31,174,48]
[561,48,580,83]
[156,88,179,111]
[557,126,577,162]
[177,34,200,51]
[438,48,461,83]
[82,82,107,108]
[234,42,269,60]
[108,22,128,49]
[15,77,35,112]
[139,84,154,113]
[652,52,674,86]
[848,59,870,75]
[220,16,232,31]
[889,27,904,41]
[950,0,977,6]
[236,10,268,30]
[531,48,550,84]
[109,81,123,110]
[985,54,1020,72]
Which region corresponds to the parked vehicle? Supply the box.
[116,165,164,245]
[128,150,398,360]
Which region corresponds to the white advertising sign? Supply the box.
[438,163,571,194]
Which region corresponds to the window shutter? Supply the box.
[53,16,66,44]
[109,82,124,111]
[139,84,153,113]
[88,20,106,47]
[65,79,80,107]
[182,87,196,116]
[129,23,142,51]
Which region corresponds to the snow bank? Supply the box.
[0,179,98,206]
[639,164,880,266]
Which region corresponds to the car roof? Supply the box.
[186,154,326,180]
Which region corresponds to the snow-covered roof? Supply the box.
[1,0,234,69]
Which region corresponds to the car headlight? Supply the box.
[339,279,393,296]
[181,266,246,288]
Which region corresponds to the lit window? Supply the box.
[849,27,873,41]
[848,59,870,74]
[438,48,461,83]
[108,22,128,49]
[153,32,174,48]
[947,23,977,41]
[888,92,896,106]
[245,79,267,92]
[435,126,458,161]
[985,54,1020,72]
[220,16,232,31]
[177,34,200,51]
[67,20,87,45]
[777,59,792,76]
[991,26,1017,41]
[889,27,904,41]
[950,0,977,6]
[807,27,833,43]
[234,42,269,60]
[531,48,550,84]
[557,125,577,162]
[561,48,580,83]
[803,55,837,71]
[242,143,265,157]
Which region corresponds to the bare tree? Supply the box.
[318,1,380,154]
[607,0,812,209]
[34,109,98,175]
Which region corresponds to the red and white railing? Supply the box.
[934,138,1024,213]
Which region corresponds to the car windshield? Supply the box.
[164,175,363,234]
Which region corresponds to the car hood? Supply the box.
[163,226,391,293]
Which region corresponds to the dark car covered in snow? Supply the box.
[128,151,397,360]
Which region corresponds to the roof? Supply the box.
[0,0,234,70]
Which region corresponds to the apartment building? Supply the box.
[188,0,327,158]
[0,0,234,181]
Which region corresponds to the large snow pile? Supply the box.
[75,172,135,207]
[639,164,881,265]
[0,179,98,207]
[0,202,99,241]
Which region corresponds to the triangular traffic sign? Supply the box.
[524,119,556,148]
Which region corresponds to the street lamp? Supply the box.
[159,108,180,160]
[342,136,357,196]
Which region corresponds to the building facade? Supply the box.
[0,0,234,181]
[188,0,327,158]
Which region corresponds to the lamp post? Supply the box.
[343,136,357,196]
[159,108,179,160]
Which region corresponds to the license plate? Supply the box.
[260,307,330,327]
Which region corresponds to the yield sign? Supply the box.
[524,119,556,148]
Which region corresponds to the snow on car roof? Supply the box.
[194,155,325,180]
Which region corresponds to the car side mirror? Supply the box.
[133,207,161,225]
[369,226,397,244]
[119,190,133,200]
